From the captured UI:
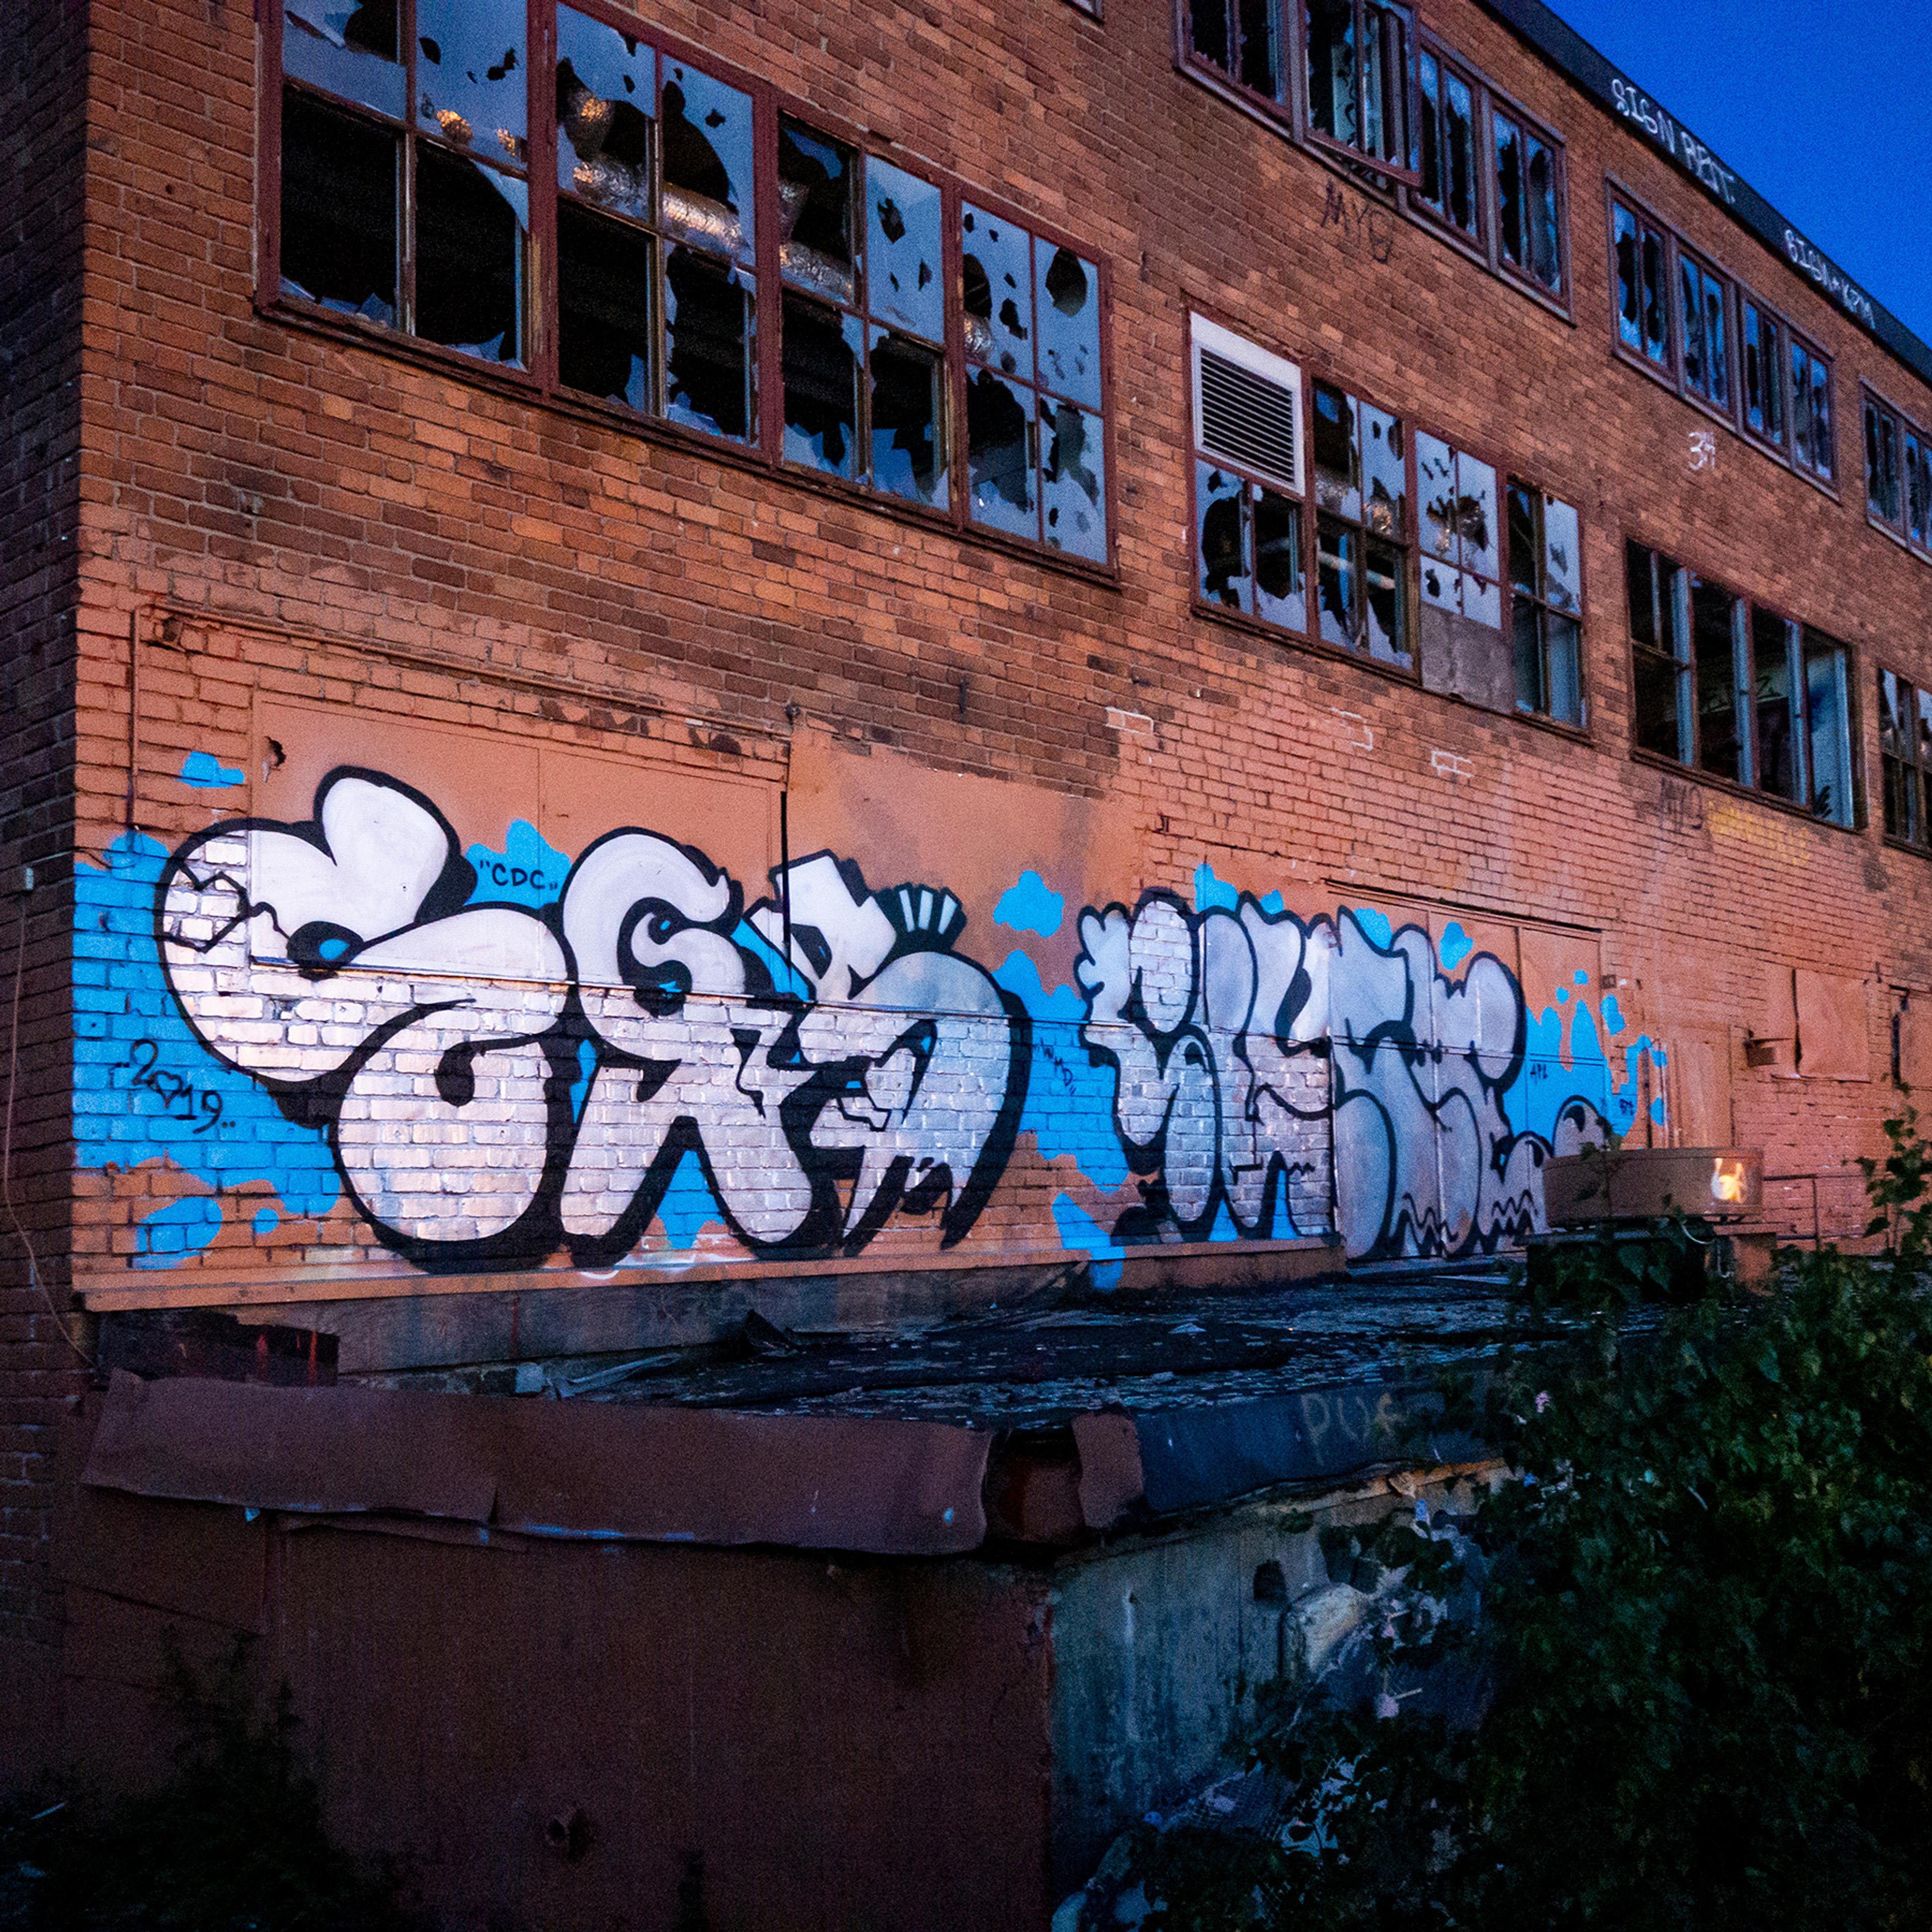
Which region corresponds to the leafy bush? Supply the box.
[1113,1118,1932,1931]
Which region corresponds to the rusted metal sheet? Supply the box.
[82,1371,989,1555]
[1543,1146,1764,1224]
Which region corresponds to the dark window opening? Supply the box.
[1689,575,1742,784]
[1313,380,1407,664]
[1506,480,1581,725]
[557,199,652,410]
[1742,299,1783,447]
[415,144,524,364]
[279,87,398,326]
[664,245,753,441]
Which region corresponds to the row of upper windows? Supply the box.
[273,4,1929,665]
[277,0,1108,561]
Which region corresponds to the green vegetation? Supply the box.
[1113,1116,1932,1930]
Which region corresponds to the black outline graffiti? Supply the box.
[154,770,1030,1273]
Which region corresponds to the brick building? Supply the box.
[6,0,1932,1921]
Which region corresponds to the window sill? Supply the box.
[1628,745,1864,839]
[259,292,1122,593]
[1883,833,1932,862]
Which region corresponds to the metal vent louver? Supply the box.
[1197,348,1300,492]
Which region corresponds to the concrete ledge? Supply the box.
[1115,1236,1341,1292]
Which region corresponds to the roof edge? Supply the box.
[1477,0,1932,393]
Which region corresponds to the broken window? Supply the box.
[1305,0,1416,174]
[1493,113,1562,295]
[1790,338,1833,481]
[1313,381,1408,665]
[1190,315,1306,633]
[1415,433,1512,710]
[1415,47,1477,239]
[272,6,1106,557]
[1628,538,1857,825]
[1627,540,1690,763]
[1863,387,1930,557]
[280,0,530,359]
[1677,252,1729,411]
[1611,199,1669,366]
[1879,668,1929,848]
[1741,297,1783,448]
[1189,0,1286,103]
[1506,481,1582,726]
[963,207,1105,557]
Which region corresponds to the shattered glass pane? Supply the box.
[1252,487,1304,627]
[1312,382,1359,519]
[1417,50,1441,205]
[1362,405,1404,536]
[1444,68,1475,234]
[1790,342,1816,470]
[279,86,397,326]
[1613,204,1642,351]
[1305,0,1355,146]
[1512,603,1544,715]
[557,199,651,411]
[1363,539,1407,664]
[1543,496,1580,613]
[1462,571,1501,628]
[1316,515,1356,649]
[1742,301,1781,442]
[284,0,405,119]
[1420,556,1460,614]
[1641,225,1668,363]
[1416,432,1456,560]
[1197,463,1249,610]
[1916,688,1932,838]
[1360,5,1386,157]
[1238,0,1280,98]
[1525,132,1560,292]
[870,329,947,508]
[778,121,855,306]
[1042,400,1106,561]
[1809,354,1833,477]
[1910,432,1932,546]
[661,64,755,262]
[781,293,860,478]
[556,7,653,220]
[967,368,1036,539]
[1881,668,1915,838]
[1754,610,1801,803]
[1804,633,1852,825]
[1191,0,1232,71]
[664,247,754,441]
[1679,259,1707,396]
[1506,483,1536,594]
[1458,456,1497,584]
[1868,400,1901,523]
[961,205,1034,379]
[415,145,523,363]
[1035,246,1102,409]
[1494,112,1524,268]
[416,0,527,168]
[1633,648,1685,761]
[1703,272,1728,408]
[1691,576,1741,784]
[867,158,944,345]
[1547,615,1581,724]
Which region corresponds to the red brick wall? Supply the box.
[0,0,88,1753]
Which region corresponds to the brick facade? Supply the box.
[8,0,1932,1745]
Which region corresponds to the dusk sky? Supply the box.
[1542,0,1932,343]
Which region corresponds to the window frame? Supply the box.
[1176,0,1424,189]
[1186,312,1421,684]
[1604,178,1837,499]
[1622,532,1861,830]
[1863,382,1932,564]
[260,0,1117,577]
[1503,473,1587,728]
[1405,36,1570,316]
[1877,664,1932,853]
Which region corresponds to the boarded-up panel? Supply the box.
[1899,993,1932,1092]
[1752,962,1800,1077]
[1796,970,1869,1081]
[1417,604,1514,714]
[1666,1028,1733,1148]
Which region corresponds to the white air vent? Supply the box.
[1192,314,1303,496]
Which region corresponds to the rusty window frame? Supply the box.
[1862,382,1932,561]
[1503,477,1584,726]
[1309,370,1414,669]
[1877,665,1932,849]
[260,0,1115,575]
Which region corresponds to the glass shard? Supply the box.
[1042,399,1106,561]
[961,206,1034,379]
[1035,246,1102,409]
[556,7,653,219]
[870,329,948,508]
[664,247,754,440]
[416,0,528,167]
[284,0,405,118]
[867,158,944,345]
[778,120,855,306]
[415,145,523,363]
[661,64,754,261]
[967,368,1036,538]
[781,294,860,478]
[1197,463,1249,611]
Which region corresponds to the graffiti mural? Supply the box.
[1076,892,1608,1259]
[154,770,1030,1270]
[100,763,1648,1275]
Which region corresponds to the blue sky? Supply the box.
[1542,0,1932,343]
